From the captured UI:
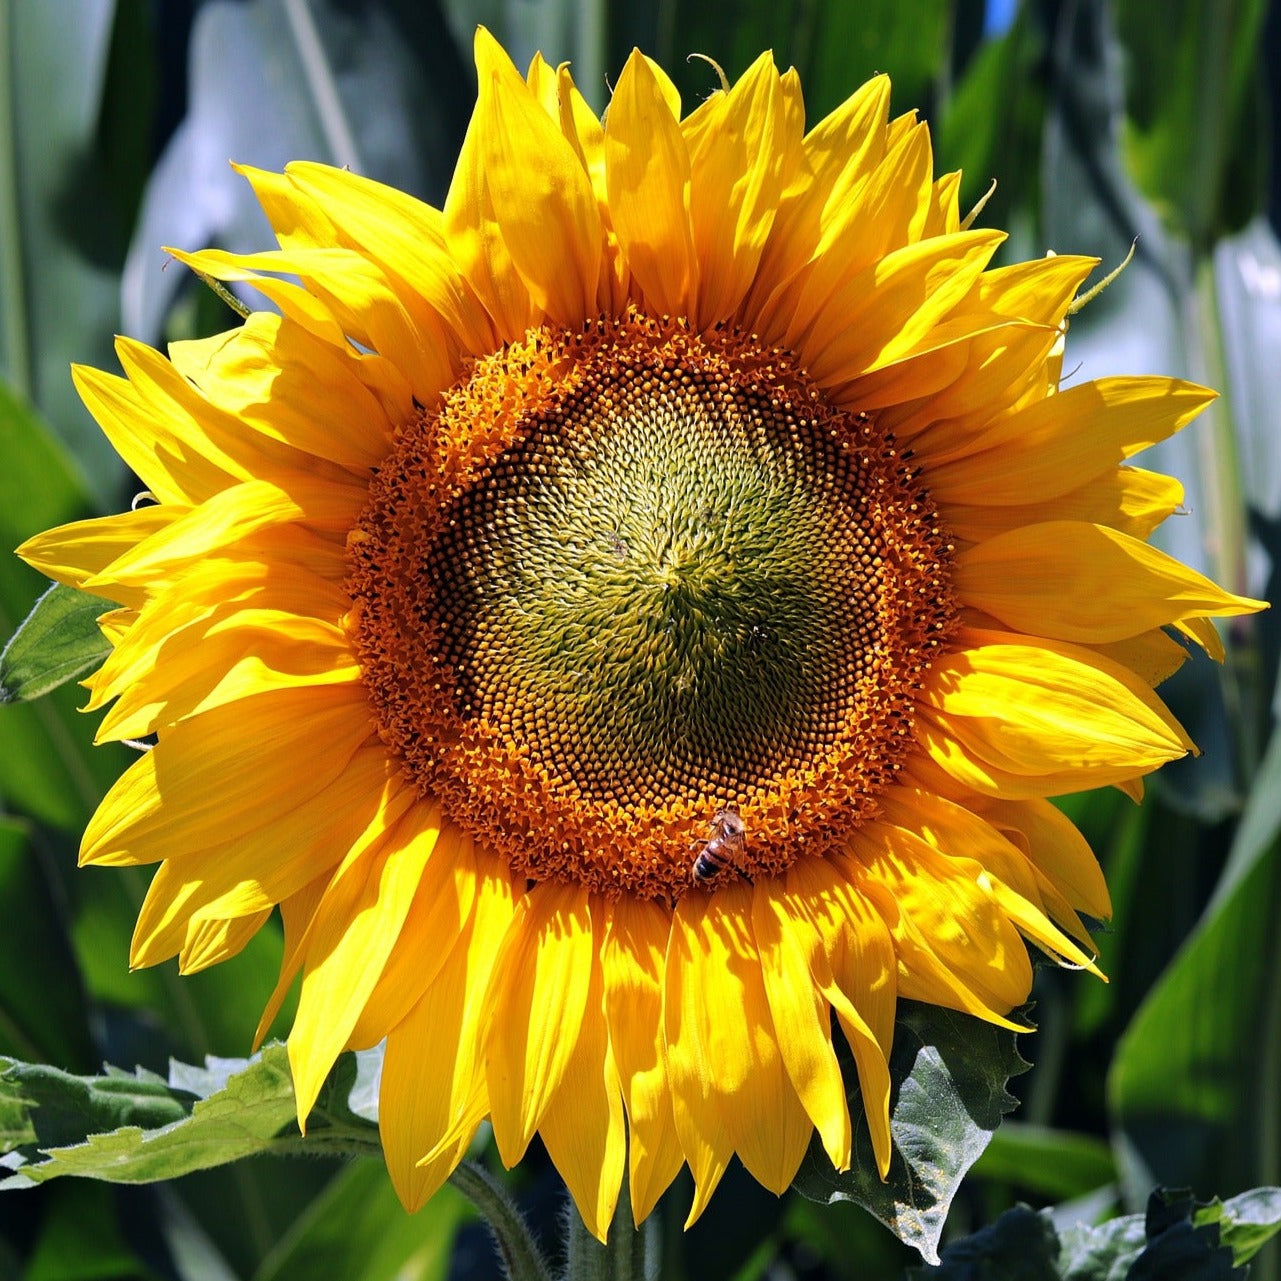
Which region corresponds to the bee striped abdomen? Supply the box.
[691,807,747,887]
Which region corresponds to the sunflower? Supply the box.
[17,31,1263,1238]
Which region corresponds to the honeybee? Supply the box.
[691,806,747,887]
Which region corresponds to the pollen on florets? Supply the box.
[345,308,955,900]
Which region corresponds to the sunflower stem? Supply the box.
[1188,252,1262,781]
[564,1176,649,1281]
[448,1160,554,1281]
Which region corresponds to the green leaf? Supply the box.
[971,1123,1116,1202]
[1214,217,1281,524]
[253,1160,472,1281]
[1108,717,1281,1203]
[0,1045,379,1189]
[125,0,470,342]
[0,818,93,1069]
[936,7,1048,223]
[0,1059,191,1155]
[1197,1188,1281,1266]
[0,1090,35,1154]
[0,2,132,504]
[1115,0,1269,247]
[1054,1209,1147,1281]
[910,1204,1060,1281]
[20,1180,163,1281]
[0,378,126,830]
[919,1187,1281,1281]
[0,584,113,704]
[1057,1188,1246,1281]
[793,1001,1030,1264]
[631,0,952,127]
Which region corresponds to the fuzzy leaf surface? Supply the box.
[793,1001,1030,1264]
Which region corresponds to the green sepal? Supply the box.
[0,582,115,703]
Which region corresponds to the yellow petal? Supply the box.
[539,934,626,1242]
[870,256,1095,430]
[800,230,1006,385]
[16,505,177,605]
[254,872,329,1049]
[288,798,446,1122]
[181,746,408,922]
[484,882,595,1167]
[86,553,350,709]
[83,476,361,594]
[921,628,1194,796]
[975,254,1100,325]
[925,169,963,237]
[169,236,353,348]
[954,521,1263,643]
[685,52,791,326]
[605,50,697,317]
[976,797,1112,921]
[602,897,685,1223]
[127,750,409,968]
[844,829,1034,1021]
[1174,614,1227,661]
[851,318,1054,418]
[442,41,534,341]
[179,910,270,974]
[72,362,233,506]
[80,683,374,866]
[752,885,852,1173]
[662,889,736,1222]
[167,243,442,413]
[554,65,629,313]
[667,884,812,1223]
[767,122,934,348]
[236,161,336,250]
[167,310,393,471]
[1090,626,1193,688]
[926,377,1216,499]
[780,856,896,1175]
[474,28,602,327]
[348,825,477,1047]
[282,161,497,357]
[880,791,1100,970]
[747,74,891,320]
[381,863,518,1210]
[880,788,1049,917]
[943,466,1184,543]
[95,610,358,743]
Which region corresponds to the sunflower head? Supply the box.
[17,27,1264,1241]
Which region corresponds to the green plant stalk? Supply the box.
[1188,1,1234,252]
[449,1160,554,1281]
[282,0,362,170]
[1186,252,1260,778]
[1258,951,1281,1281]
[566,1176,650,1281]
[0,0,31,399]
[575,0,607,117]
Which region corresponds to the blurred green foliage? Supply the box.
[0,0,1278,1277]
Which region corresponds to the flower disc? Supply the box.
[347,310,953,897]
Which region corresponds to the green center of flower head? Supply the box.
[346,309,955,899]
